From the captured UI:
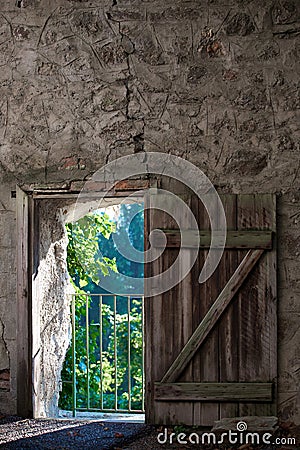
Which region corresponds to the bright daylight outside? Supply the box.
[58,203,145,419]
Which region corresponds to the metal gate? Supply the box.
[60,293,145,416]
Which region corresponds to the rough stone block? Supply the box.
[272,0,299,25]
[224,12,255,36]
[278,288,300,313]
[278,391,300,423]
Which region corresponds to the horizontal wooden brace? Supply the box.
[154,382,273,402]
[151,230,273,249]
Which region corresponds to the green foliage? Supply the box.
[66,213,118,286]
[59,210,144,412]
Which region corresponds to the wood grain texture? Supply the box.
[145,191,276,426]
[191,196,203,425]
[16,186,32,416]
[195,197,219,426]
[155,382,273,402]
[237,195,277,417]
[145,185,191,424]
[144,190,168,423]
[152,230,273,249]
[218,195,239,419]
[161,249,264,384]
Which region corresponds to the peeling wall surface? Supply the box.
[34,200,72,418]
[0,0,299,422]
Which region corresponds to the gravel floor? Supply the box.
[0,416,298,450]
[0,416,153,450]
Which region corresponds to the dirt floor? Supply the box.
[0,416,299,450]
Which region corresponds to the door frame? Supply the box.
[16,180,152,418]
[17,185,277,423]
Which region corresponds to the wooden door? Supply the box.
[144,186,276,426]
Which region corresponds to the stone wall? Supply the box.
[0,0,299,422]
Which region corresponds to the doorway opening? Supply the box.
[58,203,145,420]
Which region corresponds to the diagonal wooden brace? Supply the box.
[161,249,264,383]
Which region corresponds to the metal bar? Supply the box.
[71,295,76,417]
[99,295,103,411]
[114,295,118,411]
[64,293,146,415]
[76,407,144,413]
[141,296,145,412]
[63,293,144,297]
[127,296,131,411]
[86,296,90,410]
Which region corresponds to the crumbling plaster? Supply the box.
[33,200,72,417]
[0,0,299,422]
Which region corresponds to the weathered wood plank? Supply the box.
[197,196,220,425]
[145,187,190,424]
[237,194,277,417]
[218,195,239,419]
[173,194,194,424]
[16,186,31,416]
[144,190,153,424]
[191,196,204,425]
[155,382,273,402]
[144,191,169,424]
[158,193,181,425]
[152,230,273,249]
[161,248,264,384]
[268,195,277,415]
[146,192,276,426]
